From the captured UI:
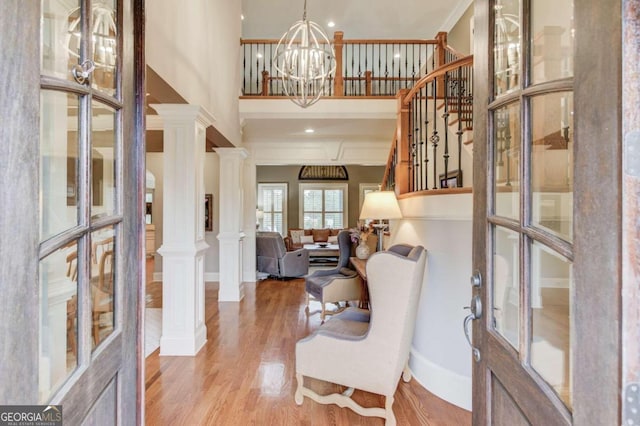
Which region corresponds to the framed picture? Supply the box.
[439,170,463,189]
[204,194,213,232]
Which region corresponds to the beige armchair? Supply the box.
[295,244,427,425]
[304,230,362,321]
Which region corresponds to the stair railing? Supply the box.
[383,55,474,195]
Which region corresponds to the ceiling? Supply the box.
[239,0,471,164]
[241,0,470,39]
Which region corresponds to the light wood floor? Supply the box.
[144,276,471,425]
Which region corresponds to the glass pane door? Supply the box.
[39,0,123,402]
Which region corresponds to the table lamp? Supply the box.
[359,191,402,252]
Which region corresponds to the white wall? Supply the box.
[146,0,242,144]
[390,193,473,410]
[146,152,221,277]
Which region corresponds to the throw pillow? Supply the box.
[312,228,331,242]
[300,235,314,244]
[328,235,338,244]
[290,229,305,244]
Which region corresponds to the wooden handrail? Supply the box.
[445,45,466,60]
[381,136,397,190]
[240,38,439,45]
[402,55,474,105]
[343,39,438,45]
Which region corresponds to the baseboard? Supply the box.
[159,324,207,356]
[152,272,221,282]
[204,272,219,282]
[409,347,472,411]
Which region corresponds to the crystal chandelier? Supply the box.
[274,0,336,108]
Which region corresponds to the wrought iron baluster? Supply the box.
[415,91,420,190]
[243,44,247,94]
[384,44,389,95]
[431,77,439,189]
[249,44,254,94]
[403,43,407,91]
[423,84,429,190]
[269,43,273,95]
[255,44,260,93]
[407,99,418,192]
[456,66,463,186]
[357,43,362,95]
[442,71,450,187]
[376,44,382,95]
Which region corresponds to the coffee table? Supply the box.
[303,243,340,265]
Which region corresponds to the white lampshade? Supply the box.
[359,191,402,220]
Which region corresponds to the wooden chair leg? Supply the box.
[385,395,396,426]
[93,312,101,346]
[294,373,304,405]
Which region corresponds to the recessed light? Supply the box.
[256,52,263,58]
[241,14,245,20]
[327,21,335,28]
[394,53,401,58]
[305,128,315,134]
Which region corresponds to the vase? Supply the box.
[356,241,370,260]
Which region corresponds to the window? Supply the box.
[257,183,287,235]
[299,183,348,229]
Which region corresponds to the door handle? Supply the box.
[463,295,482,362]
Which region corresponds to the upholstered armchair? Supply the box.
[256,231,309,278]
[295,244,427,425]
[304,230,362,322]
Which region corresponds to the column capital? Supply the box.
[150,104,216,128]
[214,147,249,159]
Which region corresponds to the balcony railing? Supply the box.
[241,32,456,98]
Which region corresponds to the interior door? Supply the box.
[470,0,622,424]
[0,0,144,423]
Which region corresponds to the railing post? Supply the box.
[261,70,270,96]
[436,31,448,67]
[333,31,344,96]
[365,70,372,96]
[436,32,448,99]
[395,89,411,195]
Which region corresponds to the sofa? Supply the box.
[284,228,345,251]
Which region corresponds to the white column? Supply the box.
[152,104,214,356]
[215,148,248,301]
[243,158,257,283]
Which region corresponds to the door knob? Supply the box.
[470,270,482,288]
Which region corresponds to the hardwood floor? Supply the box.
[144,277,471,425]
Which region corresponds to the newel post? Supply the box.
[261,70,270,96]
[436,31,448,99]
[333,31,344,96]
[395,89,411,195]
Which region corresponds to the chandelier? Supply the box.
[274,0,336,108]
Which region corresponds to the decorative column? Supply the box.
[243,158,257,283]
[152,104,214,356]
[215,148,248,301]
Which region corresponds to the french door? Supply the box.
[471,0,623,424]
[0,0,143,423]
